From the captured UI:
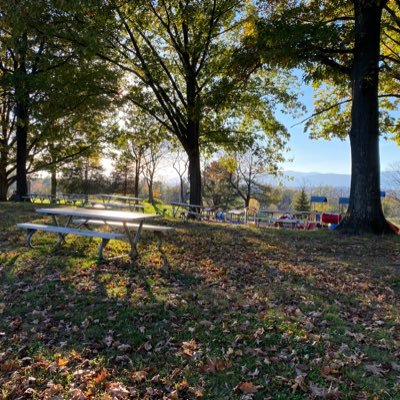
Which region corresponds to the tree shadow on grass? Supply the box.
[0,220,399,398]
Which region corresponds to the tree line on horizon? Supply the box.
[1,0,400,234]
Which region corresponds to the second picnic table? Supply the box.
[93,194,144,212]
[170,202,211,220]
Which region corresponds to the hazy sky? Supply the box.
[281,83,400,174]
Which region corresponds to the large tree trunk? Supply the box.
[339,0,392,234]
[123,168,128,195]
[51,168,57,203]
[0,165,8,201]
[187,146,202,206]
[15,32,29,201]
[134,160,140,198]
[147,178,154,205]
[15,101,29,201]
[0,146,9,200]
[179,176,185,203]
[184,115,202,206]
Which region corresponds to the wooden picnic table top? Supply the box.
[36,207,157,223]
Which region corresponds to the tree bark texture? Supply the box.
[187,143,202,206]
[15,101,29,201]
[147,178,154,205]
[134,160,140,198]
[51,168,57,203]
[339,0,392,234]
[179,176,185,203]
[0,164,8,201]
[0,140,9,200]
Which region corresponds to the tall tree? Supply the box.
[293,188,311,211]
[68,0,296,206]
[110,110,163,198]
[142,139,167,205]
[224,134,287,207]
[0,0,118,200]
[0,87,15,200]
[256,0,392,233]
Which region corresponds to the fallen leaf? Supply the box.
[309,383,341,399]
[237,381,258,394]
[182,339,198,357]
[107,382,130,399]
[94,369,108,384]
[291,375,308,393]
[131,370,148,382]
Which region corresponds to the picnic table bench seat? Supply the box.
[17,223,126,258]
[73,219,174,249]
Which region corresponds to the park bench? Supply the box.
[73,219,174,250]
[17,223,126,259]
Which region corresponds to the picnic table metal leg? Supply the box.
[51,215,72,246]
[123,221,143,259]
[154,231,163,251]
[26,229,36,248]
[98,238,110,260]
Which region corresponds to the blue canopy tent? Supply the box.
[310,196,328,222]
[310,196,327,210]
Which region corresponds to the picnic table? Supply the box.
[17,207,172,259]
[226,207,258,224]
[170,202,209,220]
[255,209,311,228]
[227,209,247,224]
[22,193,59,204]
[61,193,88,206]
[92,194,144,212]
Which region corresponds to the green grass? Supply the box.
[0,201,400,399]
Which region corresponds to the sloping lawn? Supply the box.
[0,202,399,399]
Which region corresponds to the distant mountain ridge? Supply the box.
[160,169,396,189]
[261,170,394,189]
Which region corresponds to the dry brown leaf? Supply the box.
[169,389,179,399]
[309,383,341,399]
[107,382,130,399]
[94,369,108,384]
[291,375,308,393]
[193,388,204,397]
[131,370,148,382]
[237,381,259,394]
[56,356,68,367]
[182,339,198,357]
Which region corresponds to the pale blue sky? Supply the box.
[279,83,400,174]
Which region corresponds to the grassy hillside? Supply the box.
[0,202,399,399]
